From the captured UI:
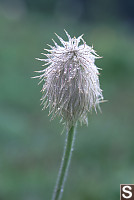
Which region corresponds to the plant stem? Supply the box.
[52,125,76,200]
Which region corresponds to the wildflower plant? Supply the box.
[33,30,104,200]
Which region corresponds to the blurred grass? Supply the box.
[0,12,134,200]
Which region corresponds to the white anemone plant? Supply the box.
[33,30,104,200]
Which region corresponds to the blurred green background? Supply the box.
[0,0,134,199]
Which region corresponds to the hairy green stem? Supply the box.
[52,125,76,200]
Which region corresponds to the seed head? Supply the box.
[34,30,104,128]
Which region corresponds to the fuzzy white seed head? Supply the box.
[34,30,104,128]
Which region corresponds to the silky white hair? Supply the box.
[34,30,104,128]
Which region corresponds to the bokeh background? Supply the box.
[0,0,134,199]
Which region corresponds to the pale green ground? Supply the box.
[0,12,134,200]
